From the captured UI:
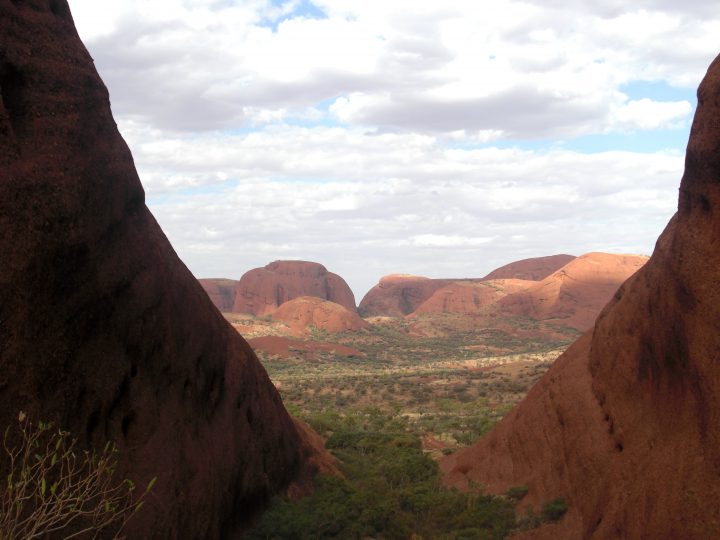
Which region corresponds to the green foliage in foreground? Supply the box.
[246,412,517,540]
[0,413,154,540]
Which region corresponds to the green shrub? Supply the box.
[506,485,529,502]
[541,497,568,522]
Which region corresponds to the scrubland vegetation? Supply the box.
[247,318,575,538]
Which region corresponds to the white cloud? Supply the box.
[125,122,683,296]
[610,98,691,131]
[63,0,718,298]
[68,0,717,135]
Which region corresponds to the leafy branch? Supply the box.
[0,412,155,539]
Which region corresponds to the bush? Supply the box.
[506,485,529,502]
[0,412,154,539]
[541,497,568,522]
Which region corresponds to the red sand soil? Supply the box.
[441,53,720,540]
[233,260,356,316]
[0,3,332,536]
[271,296,370,336]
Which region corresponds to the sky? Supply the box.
[67,0,719,300]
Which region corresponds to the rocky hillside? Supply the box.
[481,254,576,281]
[0,2,330,537]
[233,260,356,316]
[496,253,648,331]
[359,275,452,317]
[441,54,720,539]
[410,279,533,316]
[272,296,370,336]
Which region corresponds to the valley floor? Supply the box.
[242,316,578,538]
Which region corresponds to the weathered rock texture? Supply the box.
[358,274,452,317]
[198,278,239,312]
[272,296,370,336]
[0,2,329,537]
[442,54,720,540]
[496,253,648,331]
[233,260,356,316]
[482,254,576,281]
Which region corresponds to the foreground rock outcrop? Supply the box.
[442,54,720,539]
[233,260,356,316]
[0,2,329,537]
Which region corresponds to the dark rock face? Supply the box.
[0,2,323,537]
[481,254,576,281]
[199,278,239,312]
[441,54,720,539]
[232,260,357,316]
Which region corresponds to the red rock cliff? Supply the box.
[442,54,720,539]
[232,260,356,316]
[0,2,326,537]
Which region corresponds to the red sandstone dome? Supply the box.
[358,275,452,317]
[482,254,576,281]
[441,54,720,539]
[410,279,533,316]
[272,296,370,336]
[233,260,356,316]
[0,2,331,537]
[496,252,648,331]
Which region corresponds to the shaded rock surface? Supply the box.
[358,274,452,317]
[233,260,356,316]
[198,278,239,312]
[441,54,720,539]
[0,2,330,537]
[481,254,576,281]
[272,296,370,336]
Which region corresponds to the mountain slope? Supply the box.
[233,260,356,316]
[441,53,720,540]
[0,2,328,536]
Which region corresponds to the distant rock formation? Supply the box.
[198,278,238,312]
[497,253,648,330]
[359,275,452,317]
[482,254,576,281]
[441,54,720,539]
[272,296,370,336]
[0,2,330,537]
[411,279,533,316]
[233,260,356,316]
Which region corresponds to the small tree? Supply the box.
[0,412,154,539]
